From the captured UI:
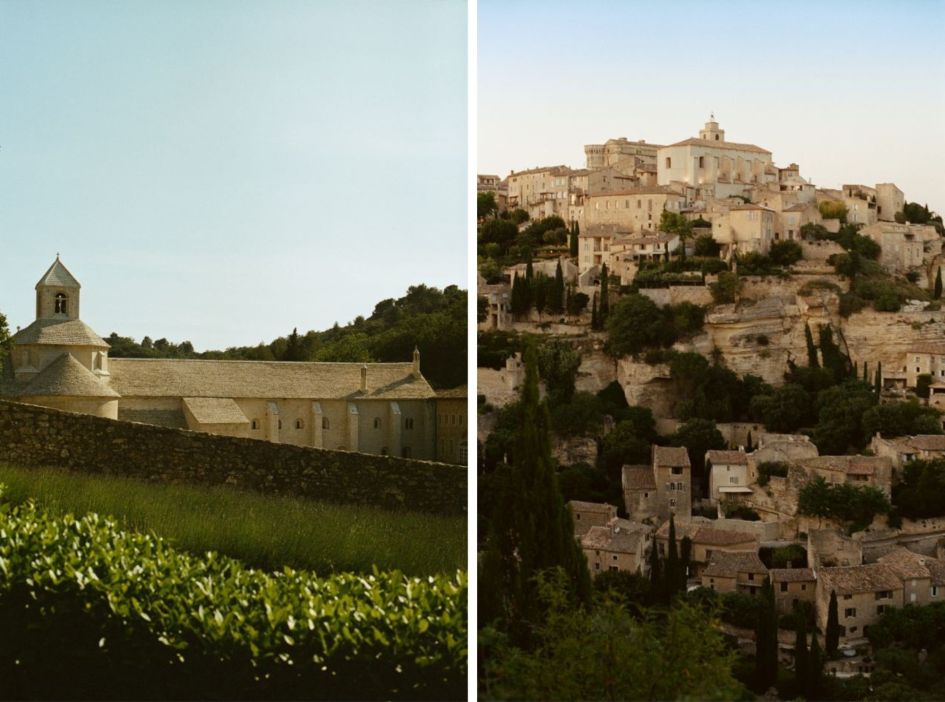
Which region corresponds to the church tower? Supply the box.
[35,255,81,321]
[699,115,725,142]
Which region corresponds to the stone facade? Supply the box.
[0,399,465,515]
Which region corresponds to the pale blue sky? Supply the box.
[1,0,467,350]
[480,0,944,215]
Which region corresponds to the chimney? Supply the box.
[360,365,367,392]
[412,346,421,377]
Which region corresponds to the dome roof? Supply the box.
[17,353,120,399]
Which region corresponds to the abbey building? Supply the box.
[2,258,458,462]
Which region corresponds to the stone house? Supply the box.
[585,137,661,173]
[860,222,941,283]
[578,223,632,273]
[797,455,894,496]
[904,342,945,408]
[701,551,768,595]
[870,433,945,468]
[3,258,448,461]
[815,563,903,645]
[656,521,759,577]
[876,547,945,606]
[770,568,817,614]
[706,449,751,505]
[435,386,467,465]
[622,463,658,522]
[568,500,618,537]
[711,203,777,257]
[654,445,692,520]
[752,433,819,464]
[581,187,686,233]
[841,184,879,227]
[505,165,576,220]
[875,183,904,222]
[581,518,653,577]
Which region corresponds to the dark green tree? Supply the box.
[283,327,305,361]
[826,590,840,657]
[0,310,11,367]
[666,515,680,600]
[875,361,883,396]
[805,323,819,368]
[599,264,610,322]
[591,294,599,330]
[549,260,565,314]
[754,577,778,690]
[680,536,692,587]
[648,542,662,595]
[569,222,579,258]
[808,629,824,698]
[936,268,943,300]
[478,191,498,219]
[479,345,591,644]
[794,607,809,691]
[746,430,753,452]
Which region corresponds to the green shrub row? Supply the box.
[0,493,467,700]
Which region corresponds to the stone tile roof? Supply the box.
[579,224,633,238]
[508,165,570,177]
[11,319,109,348]
[656,521,757,547]
[908,342,945,356]
[435,385,467,399]
[622,464,656,490]
[819,563,902,595]
[654,445,690,467]
[118,407,187,429]
[587,186,682,198]
[801,455,891,476]
[770,568,816,583]
[108,359,436,400]
[36,257,80,289]
[16,353,119,398]
[182,397,249,425]
[905,435,945,451]
[877,547,945,585]
[706,450,748,465]
[581,519,650,553]
[662,137,771,154]
[703,551,768,578]
[568,500,616,514]
[925,558,945,586]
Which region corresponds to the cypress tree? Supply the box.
[648,541,662,599]
[794,607,809,692]
[569,222,579,258]
[479,344,591,645]
[805,323,819,368]
[936,268,943,300]
[551,260,565,314]
[599,263,610,322]
[666,514,680,599]
[826,590,840,657]
[863,360,868,384]
[746,431,754,452]
[874,361,883,396]
[755,577,778,690]
[591,294,599,330]
[808,630,824,699]
[510,272,522,317]
[680,536,692,590]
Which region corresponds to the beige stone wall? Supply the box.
[436,397,467,464]
[876,184,904,222]
[775,579,816,614]
[815,583,901,643]
[0,399,464,515]
[36,286,80,321]
[583,192,684,231]
[13,344,107,380]
[583,544,645,577]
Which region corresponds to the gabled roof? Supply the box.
[17,353,119,399]
[36,257,80,289]
[654,445,690,468]
[436,385,468,399]
[182,397,249,425]
[703,551,768,578]
[568,500,616,514]
[801,455,891,476]
[706,450,748,465]
[108,358,436,401]
[622,464,656,490]
[11,319,109,348]
[581,518,651,553]
[660,137,771,155]
[819,563,902,595]
[770,568,815,583]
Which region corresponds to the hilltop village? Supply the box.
[478,118,945,690]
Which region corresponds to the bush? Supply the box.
[839,292,867,317]
[723,504,760,521]
[798,477,891,533]
[769,240,803,266]
[756,461,789,487]
[710,271,741,304]
[0,495,466,700]
[693,235,721,257]
[719,591,763,629]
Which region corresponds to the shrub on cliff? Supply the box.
[0,494,467,700]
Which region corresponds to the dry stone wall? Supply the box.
[0,400,465,515]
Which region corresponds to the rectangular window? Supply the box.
[698,156,704,168]
[780,583,788,592]
[844,608,857,618]
[665,157,671,168]
[672,467,683,475]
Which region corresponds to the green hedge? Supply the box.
[0,493,467,700]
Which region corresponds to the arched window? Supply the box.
[322,417,330,430]
[251,420,259,430]
[373,417,381,429]
[296,419,304,429]
[54,293,68,314]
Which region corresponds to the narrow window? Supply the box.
[251,420,259,430]
[374,417,381,429]
[54,293,68,314]
[322,417,330,430]
[295,419,304,429]
[665,157,671,168]
[404,417,414,430]
[278,420,282,430]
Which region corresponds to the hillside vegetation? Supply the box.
[104,284,467,389]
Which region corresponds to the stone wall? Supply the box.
[0,400,466,515]
[639,285,714,308]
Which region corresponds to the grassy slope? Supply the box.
[0,464,466,576]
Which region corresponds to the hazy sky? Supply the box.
[1,0,467,350]
[479,0,945,215]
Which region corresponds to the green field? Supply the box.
[0,464,466,576]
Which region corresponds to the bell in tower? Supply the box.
[35,255,81,321]
[699,114,725,142]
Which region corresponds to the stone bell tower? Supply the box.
[35,255,81,321]
[699,114,725,143]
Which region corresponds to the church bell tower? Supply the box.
[35,255,81,321]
